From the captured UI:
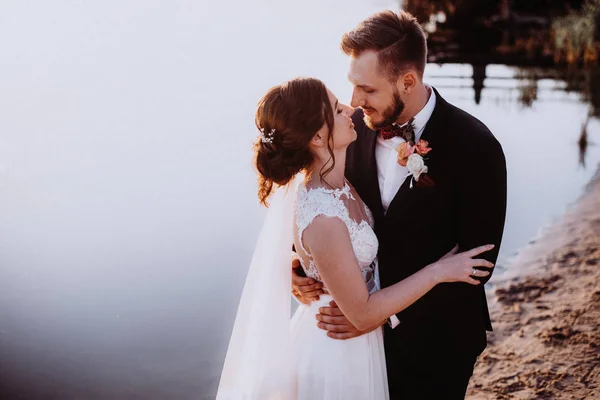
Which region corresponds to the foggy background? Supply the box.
[0,0,598,398]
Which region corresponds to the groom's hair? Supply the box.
[341,10,427,81]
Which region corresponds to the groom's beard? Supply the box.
[364,89,405,130]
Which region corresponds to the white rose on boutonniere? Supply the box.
[397,139,434,188]
[406,153,428,181]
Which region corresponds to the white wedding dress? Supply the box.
[216,178,389,400]
[289,181,389,400]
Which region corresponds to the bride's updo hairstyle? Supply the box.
[254,77,335,206]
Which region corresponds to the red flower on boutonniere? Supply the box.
[397,139,434,188]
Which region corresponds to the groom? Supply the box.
[293,10,507,399]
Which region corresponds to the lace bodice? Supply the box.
[294,181,379,289]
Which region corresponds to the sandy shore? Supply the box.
[467,167,600,400]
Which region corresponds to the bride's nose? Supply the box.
[342,104,354,117]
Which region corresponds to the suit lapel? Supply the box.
[363,127,385,222]
[347,109,385,223]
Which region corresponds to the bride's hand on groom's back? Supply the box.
[429,244,496,285]
[292,258,325,304]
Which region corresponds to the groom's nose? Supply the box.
[350,88,363,108]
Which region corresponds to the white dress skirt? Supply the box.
[290,294,389,400]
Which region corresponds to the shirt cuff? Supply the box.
[388,315,401,329]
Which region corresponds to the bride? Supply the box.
[216,77,494,399]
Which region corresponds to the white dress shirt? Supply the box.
[378,85,436,328]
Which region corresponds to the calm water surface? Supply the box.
[0,1,598,399]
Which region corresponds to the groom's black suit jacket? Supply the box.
[346,88,507,381]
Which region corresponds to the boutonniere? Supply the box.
[397,139,435,188]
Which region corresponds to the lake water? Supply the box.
[1,1,599,399]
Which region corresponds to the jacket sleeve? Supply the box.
[454,130,507,284]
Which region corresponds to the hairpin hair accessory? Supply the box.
[259,128,276,144]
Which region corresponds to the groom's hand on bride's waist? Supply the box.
[292,258,325,304]
[316,301,384,340]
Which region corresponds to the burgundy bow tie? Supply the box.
[380,117,416,143]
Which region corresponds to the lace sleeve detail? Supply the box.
[363,202,375,227]
[295,185,353,257]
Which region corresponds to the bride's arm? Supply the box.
[303,216,494,331]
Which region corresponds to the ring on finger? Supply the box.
[471,268,477,277]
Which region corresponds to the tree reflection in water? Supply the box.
[402,0,599,164]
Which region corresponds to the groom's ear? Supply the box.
[398,71,418,94]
